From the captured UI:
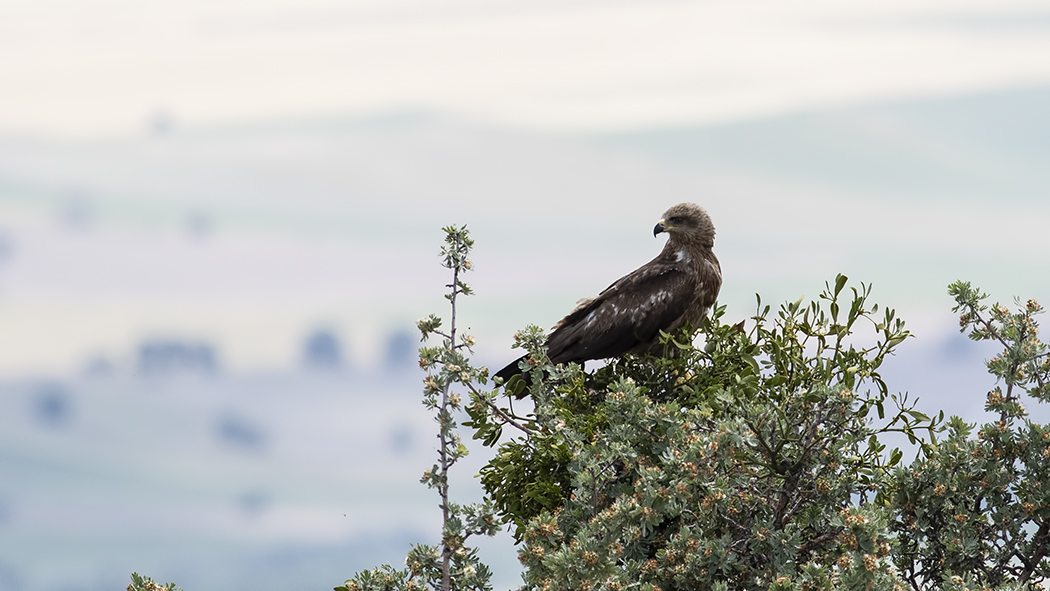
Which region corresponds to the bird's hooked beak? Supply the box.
[654,219,666,237]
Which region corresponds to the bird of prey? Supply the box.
[494,202,721,383]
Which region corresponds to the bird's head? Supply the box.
[654,203,716,248]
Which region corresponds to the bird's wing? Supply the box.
[545,263,697,364]
[696,256,723,311]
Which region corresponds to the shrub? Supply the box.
[332,228,1050,591]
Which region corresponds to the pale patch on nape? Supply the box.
[676,249,691,263]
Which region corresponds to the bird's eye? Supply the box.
[669,216,685,224]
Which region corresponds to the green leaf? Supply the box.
[834,274,848,296]
[888,448,903,467]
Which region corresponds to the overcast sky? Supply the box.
[3,0,1050,138]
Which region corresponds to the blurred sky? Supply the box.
[4,0,1050,138]
[1,0,1049,376]
[2,2,1050,590]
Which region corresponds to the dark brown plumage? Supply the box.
[494,203,721,383]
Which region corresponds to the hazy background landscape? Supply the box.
[1,0,1049,589]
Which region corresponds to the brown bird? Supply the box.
[494,202,721,383]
